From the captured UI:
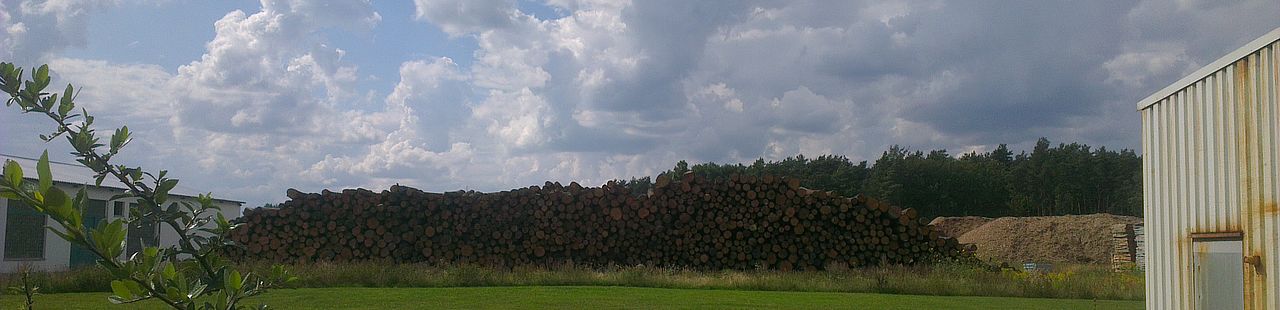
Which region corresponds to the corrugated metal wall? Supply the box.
[1140,33,1280,310]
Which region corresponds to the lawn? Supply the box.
[3,286,1142,309]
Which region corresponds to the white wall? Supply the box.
[0,183,241,273]
[1141,37,1280,310]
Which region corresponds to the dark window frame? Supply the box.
[126,202,160,257]
[4,200,47,261]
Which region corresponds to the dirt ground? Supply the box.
[936,213,1142,264]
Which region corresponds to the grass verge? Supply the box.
[1,286,1142,310]
[1,261,1143,300]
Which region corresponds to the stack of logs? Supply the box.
[227,173,968,271]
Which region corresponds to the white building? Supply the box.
[0,154,243,272]
[1138,27,1280,310]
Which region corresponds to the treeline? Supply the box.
[618,138,1142,219]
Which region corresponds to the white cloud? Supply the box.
[413,0,517,37]
[473,88,553,148]
[45,58,173,118]
[1103,44,1196,90]
[303,56,477,189]
[9,0,391,204]
[0,0,119,65]
[6,0,1279,207]
[769,86,845,134]
[384,57,471,150]
[168,1,378,134]
[691,83,744,113]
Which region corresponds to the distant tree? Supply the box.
[653,138,1142,219]
[612,176,653,196]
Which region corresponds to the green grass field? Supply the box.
[3,286,1142,309]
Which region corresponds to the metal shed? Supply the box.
[1138,27,1280,310]
[0,154,243,272]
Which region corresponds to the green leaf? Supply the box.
[110,280,133,300]
[34,64,50,90]
[122,280,145,298]
[72,188,88,225]
[0,189,18,200]
[156,178,177,204]
[47,226,77,243]
[34,64,49,82]
[157,178,177,193]
[226,270,243,291]
[93,219,127,259]
[37,151,52,192]
[43,186,72,220]
[2,66,21,95]
[162,262,177,280]
[41,94,56,111]
[3,160,22,187]
[110,126,130,153]
[58,84,74,117]
[165,286,182,302]
[215,212,230,231]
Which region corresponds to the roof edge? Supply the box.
[3,153,245,205]
[44,179,248,205]
[1137,26,1280,111]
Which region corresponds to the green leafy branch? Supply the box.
[0,63,295,309]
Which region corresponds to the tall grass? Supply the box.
[0,266,113,294]
[0,262,1143,300]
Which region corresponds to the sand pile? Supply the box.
[955,213,1142,264]
[928,216,992,238]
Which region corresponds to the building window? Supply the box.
[127,206,159,257]
[113,201,125,217]
[4,200,46,260]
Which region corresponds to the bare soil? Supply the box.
[952,213,1142,264]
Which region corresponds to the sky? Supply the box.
[1,0,1278,207]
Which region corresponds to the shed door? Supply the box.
[1193,239,1243,310]
[69,199,107,268]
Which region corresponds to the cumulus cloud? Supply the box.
[413,0,517,36]
[4,0,1279,206]
[5,0,390,203]
[170,0,379,134]
[0,0,121,65]
[393,0,1278,188]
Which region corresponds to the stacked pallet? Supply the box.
[1111,223,1139,272]
[1133,223,1145,272]
[226,173,969,270]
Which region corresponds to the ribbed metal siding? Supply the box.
[1140,38,1280,310]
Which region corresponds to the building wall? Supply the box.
[0,183,241,273]
[1140,34,1280,310]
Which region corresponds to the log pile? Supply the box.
[227,173,969,270]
